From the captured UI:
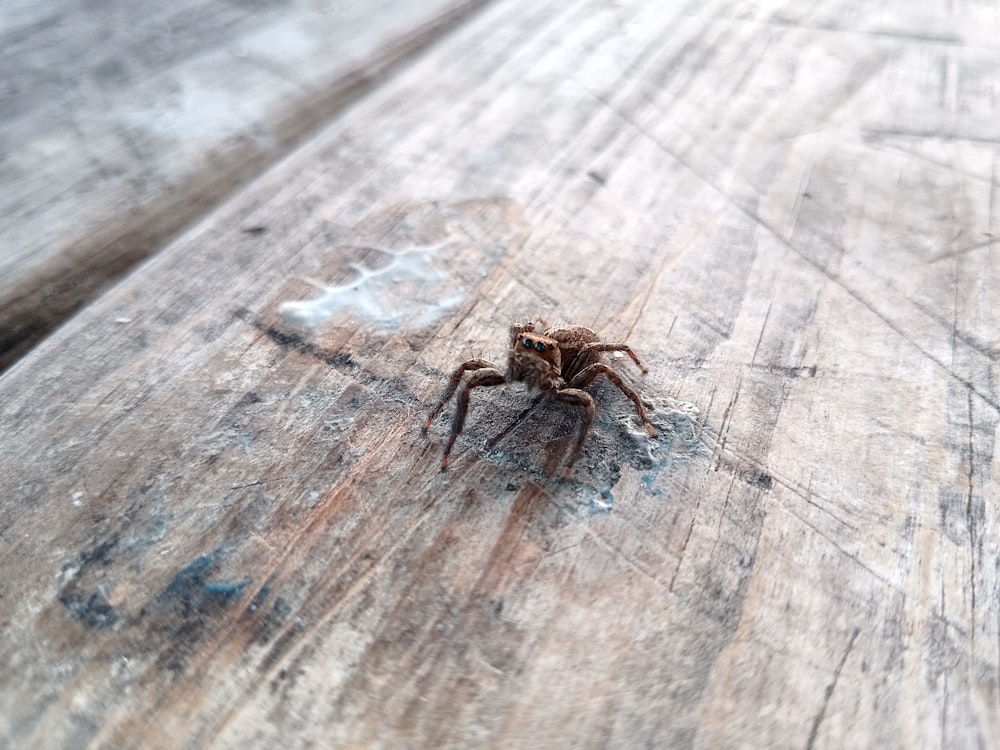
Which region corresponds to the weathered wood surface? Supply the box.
[0,0,490,370]
[2,0,1000,747]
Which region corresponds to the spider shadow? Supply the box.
[444,380,705,517]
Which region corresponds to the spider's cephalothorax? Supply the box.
[508,330,563,390]
[423,320,656,474]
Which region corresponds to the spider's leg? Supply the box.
[569,363,656,437]
[424,359,498,432]
[579,342,649,373]
[552,387,596,475]
[441,367,506,470]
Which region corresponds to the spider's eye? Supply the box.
[535,341,546,352]
[522,338,533,348]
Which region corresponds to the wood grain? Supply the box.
[0,0,491,370]
[2,0,999,747]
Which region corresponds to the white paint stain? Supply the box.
[279,241,464,330]
[620,396,703,463]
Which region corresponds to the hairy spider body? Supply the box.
[424,321,656,473]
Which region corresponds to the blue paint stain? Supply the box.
[246,584,272,614]
[640,473,663,496]
[161,551,249,616]
[60,589,119,629]
[272,597,293,620]
[204,580,251,598]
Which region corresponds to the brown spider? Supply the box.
[423,320,656,473]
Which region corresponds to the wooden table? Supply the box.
[2,0,999,747]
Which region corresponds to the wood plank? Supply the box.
[2,0,1000,747]
[0,0,491,370]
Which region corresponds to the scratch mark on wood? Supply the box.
[712,378,742,472]
[713,442,857,532]
[229,476,294,491]
[925,237,994,264]
[907,296,998,363]
[750,299,773,368]
[863,127,1000,146]
[991,153,997,254]
[710,473,741,561]
[806,627,860,750]
[786,506,897,592]
[624,238,684,341]
[484,394,546,451]
[581,525,671,592]
[539,540,584,560]
[965,388,977,646]
[586,170,606,186]
[668,511,697,593]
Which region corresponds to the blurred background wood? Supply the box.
[0,0,490,370]
[2,0,999,748]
